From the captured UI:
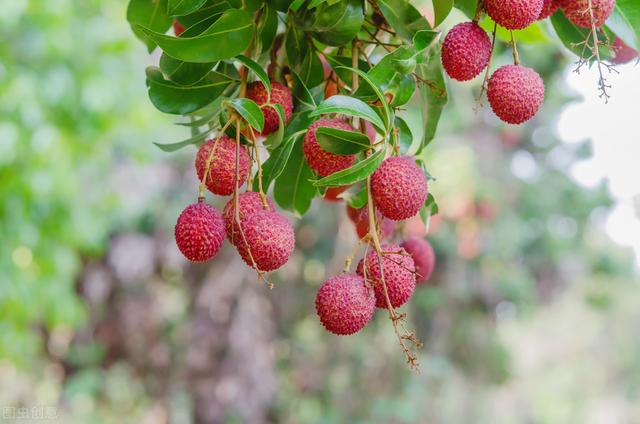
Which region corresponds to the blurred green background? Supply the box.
[1,0,639,423]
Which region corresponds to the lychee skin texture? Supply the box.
[315,274,376,335]
[236,210,295,271]
[174,201,225,262]
[401,238,436,284]
[487,65,545,125]
[355,209,395,240]
[612,37,639,64]
[371,157,428,221]
[357,244,417,309]
[484,0,543,30]
[441,22,492,82]
[303,119,357,177]
[195,136,251,196]
[222,192,274,245]
[246,81,293,135]
[538,0,560,19]
[561,0,615,28]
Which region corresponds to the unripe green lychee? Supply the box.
[357,244,416,309]
[441,22,492,81]
[484,0,543,30]
[174,200,225,262]
[246,81,294,135]
[195,135,251,196]
[303,119,357,177]
[487,65,545,125]
[401,238,436,284]
[236,210,295,271]
[315,273,376,335]
[371,157,428,221]
[560,0,615,28]
[222,191,274,245]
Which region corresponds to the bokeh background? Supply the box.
[1,0,639,423]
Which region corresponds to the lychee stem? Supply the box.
[343,235,368,273]
[587,0,612,102]
[198,116,236,198]
[475,22,498,107]
[246,125,270,209]
[510,30,520,65]
[472,0,484,23]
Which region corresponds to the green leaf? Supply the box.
[146,66,233,114]
[324,55,370,87]
[235,55,271,94]
[347,185,368,208]
[311,0,364,46]
[311,95,385,132]
[227,98,264,132]
[377,0,431,41]
[299,51,325,88]
[290,70,317,111]
[316,127,371,155]
[167,0,207,16]
[480,16,550,44]
[313,149,385,187]
[394,116,413,154]
[433,0,454,27]
[454,0,478,19]
[135,9,254,63]
[616,0,640,48]
[254,131,305,192]
[419,193,438,233]
[159,53,214,85]
[274,137,318,215]
[608,5,639,49]
[154,129,210,152]
[343,67,392,130]
[416,54,447,153]
[285,24,308,66]
[265,104,286,149]
[127,0,172,52]
[550,11,615,60]
[258,3,279,54]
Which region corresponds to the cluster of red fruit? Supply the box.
[441,0,617,124]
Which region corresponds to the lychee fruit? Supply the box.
[611,37,638,64]
[355,209,395,240]
[195,135,251,196]
[174,200,225,262]
[303,118,358,177]
[222,191,274,245]
[538,0,560,19]
[346,204,363,223]
[371,157,428,221]
[324,185,350,202]
[173,21,185,36]
[560,0,615,28]
[357,244,416,308]
[487,64,545,125]
[484,0,543,30]
[236,210,295,271]
[401,238,436,284]
[441,22,492,81]
[246,81,293,135]
[315,273,376,335]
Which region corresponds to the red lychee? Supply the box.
[195,135,251,196]
[174,200,225,262]
[355,209,395,240]
[560,0,615,28]
[487,64,545,125]
[441,22,492,81]
[484,0,543,30]
[246,81,293,136]
[357,244,416,309]
[371,157,428,221]
[324,185,349,202]
[611,37,638,64]
[303,119,358,177]
[236,210,295,271]
[401,238,436,284]
[538,0,560,19]
[173,21,185,36]
[315,273,376,335]
[222,191,274,245]
[346,204,363,223]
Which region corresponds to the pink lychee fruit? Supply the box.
[246,81,294,136]
[371,157,428,221]
[222,191,274,245]
[487,64,545,125]
[346,204,363,223]
[355,209,395,240]
[324,185,350,202]
[174,200,225,262]
[195,135,251,196]
[236,210,295,271]
[357,244,416,309]
[441,22,492,81]
[173,21,185,36]
[401,238,436,284]
[315,273,376,335]
[560,0,615,28]
[611,37,638,64]
[538,0,560,19]
[484,0,543,30]
[303,118,358,177]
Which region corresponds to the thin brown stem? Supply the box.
[475,22,498,108]
[510,30,520,65]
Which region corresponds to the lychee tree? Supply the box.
[127,0,639,368]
